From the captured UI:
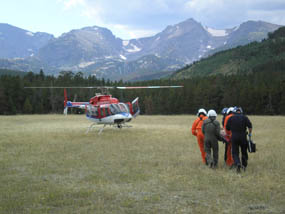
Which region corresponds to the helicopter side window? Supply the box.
[110,104,116,115]
[87,105,98,117]
[125,103,130,112]
[110,104,121,114]
[110,105,115,115]
[91,107,98,117]
[86,105,98,117]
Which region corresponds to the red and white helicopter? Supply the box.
[27,86,183,134]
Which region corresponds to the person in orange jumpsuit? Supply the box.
[192,108,208,164]
[223,107,235,167]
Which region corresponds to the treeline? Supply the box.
[1,69,284,115]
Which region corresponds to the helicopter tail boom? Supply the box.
[63,88,89,115]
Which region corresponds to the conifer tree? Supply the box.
[23,97,33,114]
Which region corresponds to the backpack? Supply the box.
[204,119,223,141]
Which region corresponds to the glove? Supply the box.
[248,133,252,137]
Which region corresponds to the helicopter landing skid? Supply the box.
[86,123,107,135]
[86,123,132,135]
[114,124,132,129]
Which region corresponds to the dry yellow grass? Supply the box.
[0,114,284,213]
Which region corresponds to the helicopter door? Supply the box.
[86,105,98,118]
[131,97,140,117]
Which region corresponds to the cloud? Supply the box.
[246,0,285,11]
[183,0,285,28]
[60,0,86,10]
[56,0,86,11]
[58,0,285,39]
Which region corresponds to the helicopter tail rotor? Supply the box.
[64,88,68,115]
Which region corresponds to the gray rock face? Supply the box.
[0,23,54,58]
[38,26,123,66]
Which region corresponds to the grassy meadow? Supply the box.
[0,114,284,214]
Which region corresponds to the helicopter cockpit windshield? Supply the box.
[87,103,130,118]
[110,103,129,114]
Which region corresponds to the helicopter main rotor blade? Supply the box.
[116,86,183,89]
[24,86,115,89]
[24,86,183,89]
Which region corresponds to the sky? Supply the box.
[1,0,285,40]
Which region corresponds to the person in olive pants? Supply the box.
[202,109,221,168]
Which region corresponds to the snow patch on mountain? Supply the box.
[204,27,228,37]
[26,31,34,36]
[125,44,141,53]
[168,26,183,39]
[120,55,127,60]
[78,61,95,68]
[233,25,240,31]
[122,40,129,46]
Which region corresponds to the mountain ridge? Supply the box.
[0,19,282,81]
[170,26,285,79]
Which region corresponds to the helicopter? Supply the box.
[26,85,183,134]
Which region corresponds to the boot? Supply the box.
[236,164,241,173]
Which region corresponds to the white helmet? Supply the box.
[197,108,207,116]
[208,109,217,117]
[227,107,234,114]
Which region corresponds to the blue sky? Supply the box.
[1,0,285,40]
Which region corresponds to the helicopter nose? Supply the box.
[121,113,132,121]
[126,113,132,122]
[114,113,132,124]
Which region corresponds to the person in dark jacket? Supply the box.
[226,107,252,173]
[202,109,221,168]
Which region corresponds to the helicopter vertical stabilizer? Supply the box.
[131,97,140,117]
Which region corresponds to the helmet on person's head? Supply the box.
[208,109,217,117]
[221,107,228,115]
[235,107,243,114]
[197,108,207,116]
[227,107,234,115]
